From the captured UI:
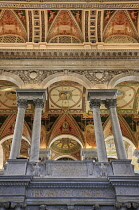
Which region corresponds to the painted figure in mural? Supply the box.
[130,10,138,21]
[48,11,55,23]
[75,11,81,23]
[104,11,113,22]
[60,91,71,100]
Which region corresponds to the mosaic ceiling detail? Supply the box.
[51,138,81,154]
[0,9,139,43]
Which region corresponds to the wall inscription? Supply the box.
[28,189,115,198]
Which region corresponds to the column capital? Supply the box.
[11,202,26,208]
[105,98,117,109]
[90,99,101,108]
[115,202,131,208]
[17,99,28,109]
[132,202,139,208]
[33,98,44,108]
[0,202,10,208]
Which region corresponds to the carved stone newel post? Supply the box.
[89,99,108,162]
[10,99,28,159]
[105,99,127,159]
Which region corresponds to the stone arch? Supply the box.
[54,155,77,160]
[0,135,30,169]
[40,72,93,89]
[105,135,136,164]
[0,73,25,88]
[108,73,139,88]
[49,134,83,148]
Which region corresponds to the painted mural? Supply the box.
[128,10,138,27]
[104,10,114,27]
[14,10,27,29]
[0,9,138,44]
[0,10,27,41]
[48,10,58,28]
[103,10,138,42]
[47,10,83,42]
[85,124,96,148]
[47,81,85,112]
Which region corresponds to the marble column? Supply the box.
[30,99,44,162]
[9,99,28,159]
[90,99,108,162]
[105,99,127,159]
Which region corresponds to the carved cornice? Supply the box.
[1,49,139,60]
[0,2,139,9]
[0,175,32,186]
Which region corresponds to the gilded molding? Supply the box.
[0,2,139,9]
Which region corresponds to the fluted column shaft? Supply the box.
[105,99,127,159]
[10,99,28,159]
[30,99,44,162]
[90,99,108,162]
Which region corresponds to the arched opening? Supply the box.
[49,134,83,160]
[0,135,30,169]
[105,135,138,169]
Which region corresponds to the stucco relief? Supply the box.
[0,68,138,89]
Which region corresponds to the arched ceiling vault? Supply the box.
[0,9,139,44]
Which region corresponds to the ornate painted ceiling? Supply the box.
[0,9,139,44]
[0,4,139,167]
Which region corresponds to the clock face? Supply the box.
[48,82,83,110]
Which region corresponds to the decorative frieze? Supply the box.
[0,2,139,9]
[1,49,139,59]
[1,68,138,86]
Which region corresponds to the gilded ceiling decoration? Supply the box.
[0,81,17,110]
[0,10,27,42]
[47,10,83,43]
[0,9,139,43]
[48,113,84,147]
[47,81,85,112]
[103,10,139,43]
[51,138,81,154]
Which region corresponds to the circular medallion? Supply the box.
[49,84,82,109]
